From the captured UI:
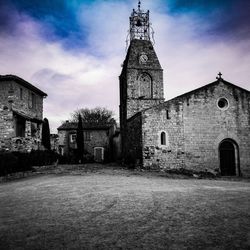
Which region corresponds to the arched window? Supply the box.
[161,132,166,145]
[139,73,152,98]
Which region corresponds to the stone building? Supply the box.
[57,121,116,162]
[0,75,47,152]
[120,3,250,176]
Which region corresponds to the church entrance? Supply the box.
[219,139,238,176]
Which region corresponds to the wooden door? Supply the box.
[219,141,236,176]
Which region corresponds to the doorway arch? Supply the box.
[219,139,240,176]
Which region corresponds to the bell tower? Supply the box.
[119,1,164,157]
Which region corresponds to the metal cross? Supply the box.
[218,72,222,79]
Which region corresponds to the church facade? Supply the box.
[120,3,250,176]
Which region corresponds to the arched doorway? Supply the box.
[219,139,239,176]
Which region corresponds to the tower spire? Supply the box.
[138,0,141,11]
[128,0,153,42]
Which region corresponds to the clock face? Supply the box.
[139,53,148,63]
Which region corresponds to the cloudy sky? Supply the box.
[0,0,250,132]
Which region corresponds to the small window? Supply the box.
[32,93,36,109]
[28,92,36,109]
[70,134,76,143]
[217,98,229,110]
[84,131,91,141]
[20,88,23,100]
[31,123,37,137]
[161,132,166,145]
[166,110,170,119]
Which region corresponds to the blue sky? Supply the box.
[0,0,250,132]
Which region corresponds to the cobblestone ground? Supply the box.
[0,164,250,249]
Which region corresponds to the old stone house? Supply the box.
[0,75,47,152]
[57,121,116,162]
[120,4,250,176]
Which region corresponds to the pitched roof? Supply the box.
[57,121,113,131]
[138,78,250,115]
[0,75,47,97]
[166,78,249,103]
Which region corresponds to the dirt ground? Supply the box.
[0,164,250,249]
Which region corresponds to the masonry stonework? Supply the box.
[125,113,142,164]
[141,100,185,170]
[138,80,250,176]
[0,75,47,151]
[57,122,115,162]
[120,4,250,177]
[120,39,164,157]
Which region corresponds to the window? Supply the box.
[84,131,91,141]
[159,131,169,147]
[16,117,25,137]
[31,123,37,137]
[32,93,36,109]
[28,92,36,109]
[139,73,152,98]
[217,98,229,110]
[166,110,170,119]
[161,132,166,145]
[70,134,76,143]
[20,88,23,100]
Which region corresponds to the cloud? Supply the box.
[0,0,250,134]
[166,0,250,41]
[153,9,250,99]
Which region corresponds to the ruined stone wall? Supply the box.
[181,81,250,176]
[141,101,185,170]
[125,113,142,164]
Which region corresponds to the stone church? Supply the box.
[120,2,250,176]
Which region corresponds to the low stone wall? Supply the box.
[0,137,42,152]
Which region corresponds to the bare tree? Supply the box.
[71,107,116,125]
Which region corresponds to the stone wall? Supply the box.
[140,81,250,176]
[141,101,185,170]
[0,79,43,121]
[1,136,42,152]
[112,132,121,161]
[119,39,164,158]
[58,130,71,155]
[125,113,142,164]
[0,79,44,151]
[83,130,107,155]
[0,109,14,140]
[181,81,250,176]
[57,128,112,160]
